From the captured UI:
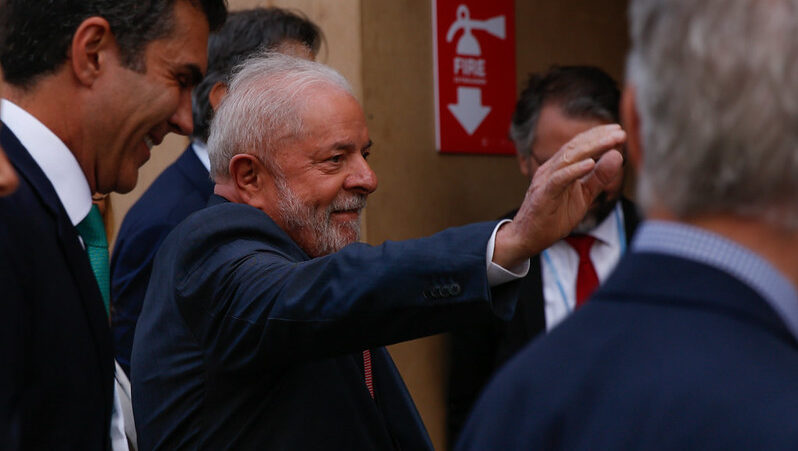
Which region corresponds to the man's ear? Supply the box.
[228,153,270,202]
[516,153,532,179]
[70,17,116,87]
[209,82,228,111]
[621,84,643,173]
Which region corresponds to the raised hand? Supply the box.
[493,124,626,269]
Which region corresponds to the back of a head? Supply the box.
[0,0,227,89]
[510,66,619,157]
[191,7,322,143]
[628,0,798,228]
[207,52,352,181]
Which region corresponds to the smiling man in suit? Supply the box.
[458,0,798,449]
[447,65,641,444]
[111,6,321,378]
[0,1,226,448]
[131,52,627,449]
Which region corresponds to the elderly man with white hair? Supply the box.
[130,52,625,449]
[458,0,798,449]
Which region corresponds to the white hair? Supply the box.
[627,0,798,228]
[207,51,354,180]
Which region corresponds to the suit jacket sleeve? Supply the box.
[162,204,520,373]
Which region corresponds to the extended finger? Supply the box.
[542,157,596,199]
[555,124,626,169]
[580,149,624,202]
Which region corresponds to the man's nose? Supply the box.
[168,89,194,135]
[345,155,378,194]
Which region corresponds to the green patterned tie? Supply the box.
[76,204,110,316]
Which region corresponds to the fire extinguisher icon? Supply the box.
[445,4,506,57]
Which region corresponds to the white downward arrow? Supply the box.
[447,87,491,135]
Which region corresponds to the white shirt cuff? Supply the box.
[486,219,530,286]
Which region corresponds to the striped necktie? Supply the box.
[76,204,110,316]
[363,350,375,399]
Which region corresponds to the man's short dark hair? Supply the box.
[510,66,620,157]
[0,0,227,89]
[191,7,322,143]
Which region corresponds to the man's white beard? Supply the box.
[275,177,366,257]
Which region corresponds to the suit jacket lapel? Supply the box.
[1,124,113,376]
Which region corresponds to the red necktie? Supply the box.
[363,350,375,399]
[564,234,599,307]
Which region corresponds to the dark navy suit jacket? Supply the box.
[458,250,798,450]
[447,198,640,442]
[0,124,114,449]
[111,145,213,374]
[132,196,520,450]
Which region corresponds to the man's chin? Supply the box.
[98,172,138,195]
[336,221,361,245]
[573,200,617,234]
[112,176,139,195]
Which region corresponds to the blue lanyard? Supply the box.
[541,206,626,314]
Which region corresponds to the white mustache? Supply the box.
[329,194,367,213]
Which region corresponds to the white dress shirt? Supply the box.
[1,99,130,450]
[542,202,626,330]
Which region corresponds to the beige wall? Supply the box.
[110,1,629,449]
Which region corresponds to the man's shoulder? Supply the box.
[0,125,62,225]
[160,200,296,261]
[464,268,798,448]
[0,172,54,241]
[498,249,792,378]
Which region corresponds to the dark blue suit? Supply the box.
[111,145,213,374]
[458,250,798,450]
[132,196,519,450]
[0,124,114,449]
[447,199,640,443]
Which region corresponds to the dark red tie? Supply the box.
[363,350,375,399]
[564,234,599,307]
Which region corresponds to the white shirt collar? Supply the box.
[1,99,92,226]
[191,139,211,172]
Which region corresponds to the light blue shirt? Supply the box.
[632,220,798,340]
